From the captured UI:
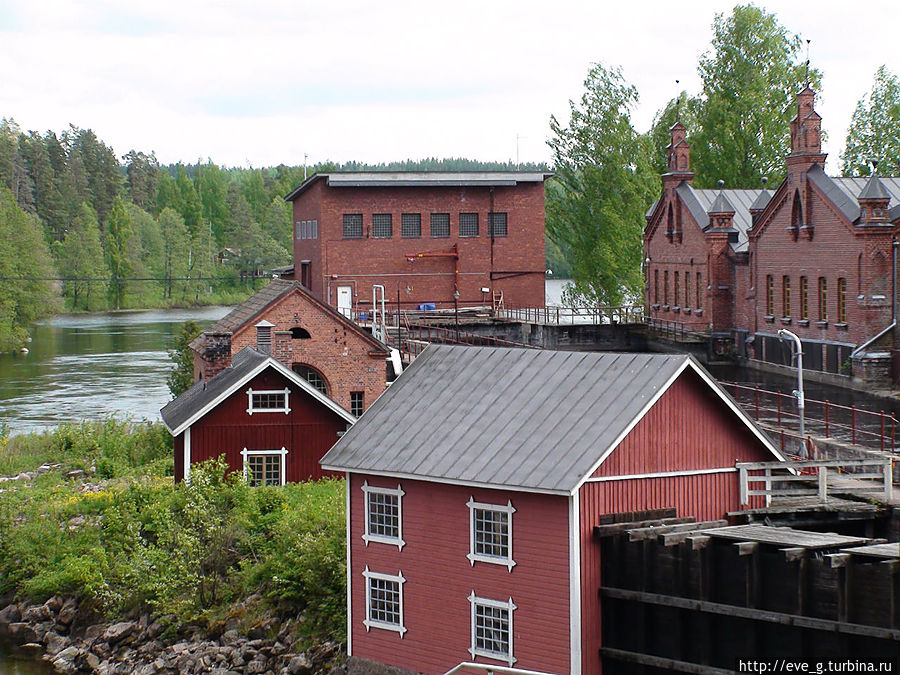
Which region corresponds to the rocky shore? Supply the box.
[0,596,344,674]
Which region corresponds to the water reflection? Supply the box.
[0,307,230,436]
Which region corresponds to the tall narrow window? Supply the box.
[765,275,774,315]
[350,391,364,417]
[684,272,690,308]
[654,270,659,304]
[782,276,791,317]
[837,278,847,323]
[664,271,669,306]
[818,277,828,321]
[696,272,702,309]
[674,272,680,307]
[800,276,809,320]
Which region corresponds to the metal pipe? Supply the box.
[442,663,562,675]
[778,328,806,456]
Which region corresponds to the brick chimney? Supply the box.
[705,182,737,332]
[663,122,693,187]
[787,87,826,173]
[857,171,891,224]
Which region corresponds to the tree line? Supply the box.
[548,4,900,305]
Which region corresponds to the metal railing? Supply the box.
[643,317,709,342]
[737,459,893,505]
[397,324,541,359]
[496,304,644,325]
[443,663,563,675]
[724,381,897,454]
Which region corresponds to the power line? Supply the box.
[0,275,276,282]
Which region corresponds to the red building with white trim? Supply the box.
[645,88,900,381]
[284,172,550,313]
[161,347,355,484]
[320,345,783,674]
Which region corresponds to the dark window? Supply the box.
[343,214,363,239]
[367,491,398,539]
[765,275,774,315]
[401,213,421,238]
[837,278,847,323]
[473,508,509,559]
[430,213,450,238]
[246,454,281,487]
[290,327,311,339]
[251,392,285,410]
[674,272,680,306]
[696,272,702,308]
[819,277,828,321]
[292,364,328,395]
[488,212,508,237]
[350,391,364,416]
[460,212,479,237]
[800,277,809,319]
[373,214,392,238]
[783,276,791,317]
[368,576,401,628]
[473,600,512,661]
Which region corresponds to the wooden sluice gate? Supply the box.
[594,514,900,672]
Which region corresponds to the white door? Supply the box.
[337,285,353,318]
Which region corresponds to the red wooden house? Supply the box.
[320,345,785,675]
[161,347,355,484]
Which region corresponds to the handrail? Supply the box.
[851,320,896,358]
[736,458,893,505]
[442,663,564,675]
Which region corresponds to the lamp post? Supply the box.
[778,328,806,456]
[454,289,460,343]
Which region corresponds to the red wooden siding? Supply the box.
[578,369,777,674]
[173,434,184,483]
[349,474,570,675]
[182,367,347,482]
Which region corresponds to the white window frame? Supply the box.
[362,481,405,550]
[467,497,516,571]
[241,447,288,486]
[246,387,291,415]
[363,567,407,637]
[468,593,516,665]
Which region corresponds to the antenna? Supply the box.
[304,153,308,180]
[675,79,681,122]
[805,39,811,86]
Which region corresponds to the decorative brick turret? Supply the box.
[705,182,736,332]
[666,122,692,176]
[787,87,827,173]
[857,171,891,225]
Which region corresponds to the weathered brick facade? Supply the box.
[286,173,549,312]
[645,89,900,382]
[192,280,389,412]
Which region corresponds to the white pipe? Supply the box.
[372,284,386,342]
[778,328,806,456]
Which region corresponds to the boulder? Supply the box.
[246,657,270,674]
[56,598,78,630]
[287,653,314,674]
[45,595,64,613]
[44,630,70,655]
[0,602,21,625]
[8,621,39,644]
[22,603,52,622]
[51,645,82,674]
[102,620,136,646]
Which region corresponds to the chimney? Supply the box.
[255,320,275,355]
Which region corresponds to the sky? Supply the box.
[1,0,896,173]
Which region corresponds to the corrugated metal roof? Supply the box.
[285,171,552,201]
[690,187,764,253]
[321,346,727,494]
[830,174,900,220]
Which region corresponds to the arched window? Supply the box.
[790,191,802,240]
[291,326,311,339]
[292,364,329,396]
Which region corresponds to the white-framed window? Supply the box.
[467,497,516,570]
[241,447,288,486]
[363,567,406,636]
[246,387,291,415]
[362,481,405,550]
[468,593,516,665]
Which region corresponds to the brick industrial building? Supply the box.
[645,88,900,382]
[284,172,550,314]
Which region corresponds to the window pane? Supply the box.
[401,213,421,238]
[251,392,285,409]
[475,603,509,656]
[373,214,392,238]
[488,212,507,237]
[474,508,509,559]
[343,214,363,238]
[430,213,450,238]
[367,492,399,539]
[351,391,364,417]
[460,213,479,237]
[369,578,401,626]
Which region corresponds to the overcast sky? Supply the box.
[1,0,896,173]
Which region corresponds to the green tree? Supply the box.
[691,5,820,188]
[123,150,160,211]
[65,127,121,223]
[547,63,657,305]
[841,66,900,176]
[196,162,229,244]
[158,207,190,299]
[176,165,201,234]
[57,203,108,310]
[106,197,133,309]
[167,320,202,397]
[0,187,59,350]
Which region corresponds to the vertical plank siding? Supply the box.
[349,474,571,675]
[579,369,778,674]
[184,368,346,482]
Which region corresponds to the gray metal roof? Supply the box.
[320,345,775,494]
[806,166,900,224]
[857,175,892,201]
[688,186,764,253]
[285,171,552,201]
[708,190,736,214]
[160,347,355,435]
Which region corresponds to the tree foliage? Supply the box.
[547,63,657,304]
[690,5,820,188]
[57,203,108,311]
[167,320,202,398]
[841,66,900,176]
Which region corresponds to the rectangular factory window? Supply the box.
[343,214,363,239]
[401,213,421,238]
[241,448,287,486]
[350,391,364,417]
[782,276,791,317]
[819,277,828,321]
[469,594,516,665]
[800,276,809,319]
[837,277,847,323]
[430,213,450,238]
[372,213,392,238]
[765,275,774,316]
[460,212,479,237]
[488,212,508,237]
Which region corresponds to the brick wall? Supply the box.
[291,180,546,311]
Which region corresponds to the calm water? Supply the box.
[0,307,231,436]
[0,642,54,674]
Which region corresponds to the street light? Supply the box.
[778,328,806,457]
[453,289,460,343]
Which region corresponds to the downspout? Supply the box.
[851,238,898,358]
[489,187,495,282]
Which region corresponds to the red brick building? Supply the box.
[191,279,390,415]
[284,172,550,314]
[321,346,783,674]
[161,347,355,484]
[645,88,900,380]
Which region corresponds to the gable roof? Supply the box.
[160,347,355,436]
[285,171,553,201]
[320,345,782,495]
[806,165,900,224]
[191,279,389,354]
